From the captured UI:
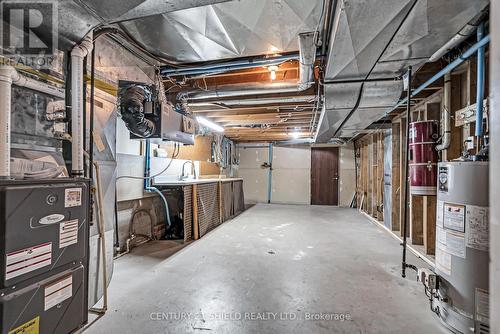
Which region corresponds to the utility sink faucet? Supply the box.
[180,160,197,180]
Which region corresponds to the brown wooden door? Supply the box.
[311,147,339,205]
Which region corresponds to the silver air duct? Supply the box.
[178,32,317,102]
[429,9,488,62]
[187,95,316,108]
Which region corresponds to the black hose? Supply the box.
[89,43,95,180]
[63,51,73,172]
[114,187,120,248]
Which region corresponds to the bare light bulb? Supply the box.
[270,70,277,80]
[268,65,279,81]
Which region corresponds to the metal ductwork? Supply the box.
[188,95,316,108]
[177,32,317,103]
[120,0,323,63]
[315,0,489,143]
[429,8,489,62]
[298,32,317,90]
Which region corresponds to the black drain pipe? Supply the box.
[401,67,417,278]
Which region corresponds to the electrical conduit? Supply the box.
[475,22,486,137]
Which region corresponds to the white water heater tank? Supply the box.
[434,161,489,333]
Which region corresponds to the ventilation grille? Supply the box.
[479,323,489,334]
[183,185,193,242]
[221,182,233,221]
[197,183,221,238]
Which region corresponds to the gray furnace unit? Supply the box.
[434,161,489,334]
[0,179,90,334]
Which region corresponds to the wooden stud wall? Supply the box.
[355,132,385,222]
[354,54,488,260]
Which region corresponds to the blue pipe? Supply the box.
[144,139,171,227]
[144,139,151,189]
[384,34,491,117]
[161,54,299,77]
[475,22,486,137]
[267,143,273,204]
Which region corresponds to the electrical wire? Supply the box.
[116,142,180,181]
[314,0,327,47]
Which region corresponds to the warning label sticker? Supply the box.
[64,188,82,208]
[437,226,447,245]
[5,242,52,281]
[436,248,451,276]
[443,203,465,232]
[8,316,39,334]
[59,219,79,248]
[443,230,466,258]
[44,274,73,311]
[466,205,489,251]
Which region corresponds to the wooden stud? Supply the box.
[424,196,437,255]
[411,195,424,245]
[391,122,401,232]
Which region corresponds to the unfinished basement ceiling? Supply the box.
[29,1,234,51]
[315,0,489,142]
[166,61,319,142]
[119,0,323,62]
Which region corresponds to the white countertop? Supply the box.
[153,177,242,186]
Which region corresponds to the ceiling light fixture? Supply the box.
[268,65,279,81]
[196,116,224,132]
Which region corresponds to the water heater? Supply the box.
[434,161,489,333]
[409,121,439,195]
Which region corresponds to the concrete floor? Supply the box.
[85,204,447,334]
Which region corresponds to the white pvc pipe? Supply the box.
[436,73,451,153]
[12,71,65,98]
[70,33,93,175]
[0,66,15,178]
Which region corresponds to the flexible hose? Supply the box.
[146,186,171,227]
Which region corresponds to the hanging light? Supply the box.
[290,127,301,139]
[268,65,279,81]
[196,116,224,132]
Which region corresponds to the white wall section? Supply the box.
[238,144,355,206]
